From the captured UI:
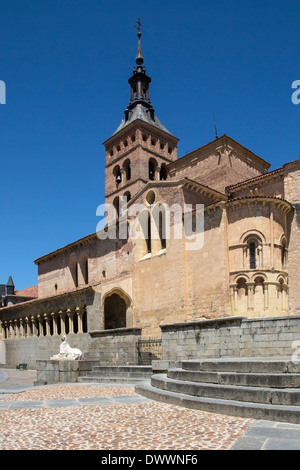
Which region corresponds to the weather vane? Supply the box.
[134,18,144,35]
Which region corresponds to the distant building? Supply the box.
[0,276,37,308]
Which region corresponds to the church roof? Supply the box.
[113,103,172,136]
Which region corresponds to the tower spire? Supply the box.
[112,20,173,136]
[134,18,144,66]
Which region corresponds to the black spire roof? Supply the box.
[113,28,171,136]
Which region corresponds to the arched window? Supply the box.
[159,209,166,249]
[113,165,122,186]
[79,254,89,285]
[123,159,131,181]
[160,163,168,181]
[113,196,120,218]
[69,258,78,288]
[281,237,287,269]
[139,209,152,256]
[243,234,263,270]
[149,158,157,181]
[249,241,256,269]
[123,191,131,204]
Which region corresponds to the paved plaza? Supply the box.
[1,369,300,451]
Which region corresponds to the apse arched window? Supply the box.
[160,163,168,181]
[149,158,157,181]
[249,241,256,269]
[242,234,263,270]
[123,159,131,181]
[281,237,287,269]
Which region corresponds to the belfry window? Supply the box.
[149,158,157,181]
[123,159,131,180]
[113,165,122,186]
[160,163,167,181]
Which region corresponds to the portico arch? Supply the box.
[103,288,131,330]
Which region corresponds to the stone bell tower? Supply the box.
[103,26,179,219]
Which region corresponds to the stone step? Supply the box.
[168,368,300,389]
[77,365,153,384]
[135,382,300,424]
[85,365,153,378]
[181,358,300,374]
[151,374,300,406]
[78,376,150,384]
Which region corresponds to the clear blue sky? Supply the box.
[0,0,299,290]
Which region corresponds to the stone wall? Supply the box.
[3,328,141,369]
[160,316,300,361]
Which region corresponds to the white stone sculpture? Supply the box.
[0,334,6,365]
[50,334,83,360]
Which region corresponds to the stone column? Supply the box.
[67,308,74,334]
[25,317,31,337]
[37,314,44,336]
[282,284,288,311]
[0,322,5,339]
[263,283,269,310]
[51,312,58,335]
[120,168,126,188]
[59,310,66,335]
[31,316,38,337]
[43,314,50,336]
[14,319,20,339]
[246,282,255,311]
[155,166,161,181]
[231,284,238,312]
[76,306,84,334]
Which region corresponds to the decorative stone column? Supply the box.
[282,284,288,311]
[14,319,20,339]
[155,166,161,181]
[67,308,74,334]
[37,314,44,337]
[75,307,81,333]
[246,282,255,311]
[231,284,238,312]
[51,312,58,336]
[44,314,51,336]
[59,310,66,335]
[24,317,29,337]
[263,283,269,310]
[31,316,38,337]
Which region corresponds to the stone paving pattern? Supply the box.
[0,382,252,450]
[2,370,300,450]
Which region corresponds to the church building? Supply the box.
[1,30,300,368]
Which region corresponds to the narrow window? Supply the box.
[159,210,166,249]
[147,212,151,253]
[160,163,167,181]
[123,159,131,180]
[149,159,157,181]
[249,242,256,269]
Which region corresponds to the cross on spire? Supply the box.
[134,18,144,35]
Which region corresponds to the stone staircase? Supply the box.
[135,357,300,424]
[78,365,153,384]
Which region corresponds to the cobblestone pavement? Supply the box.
[0,371,253,450]
[2,369,300,450]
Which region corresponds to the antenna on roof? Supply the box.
[213,111,218,139]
